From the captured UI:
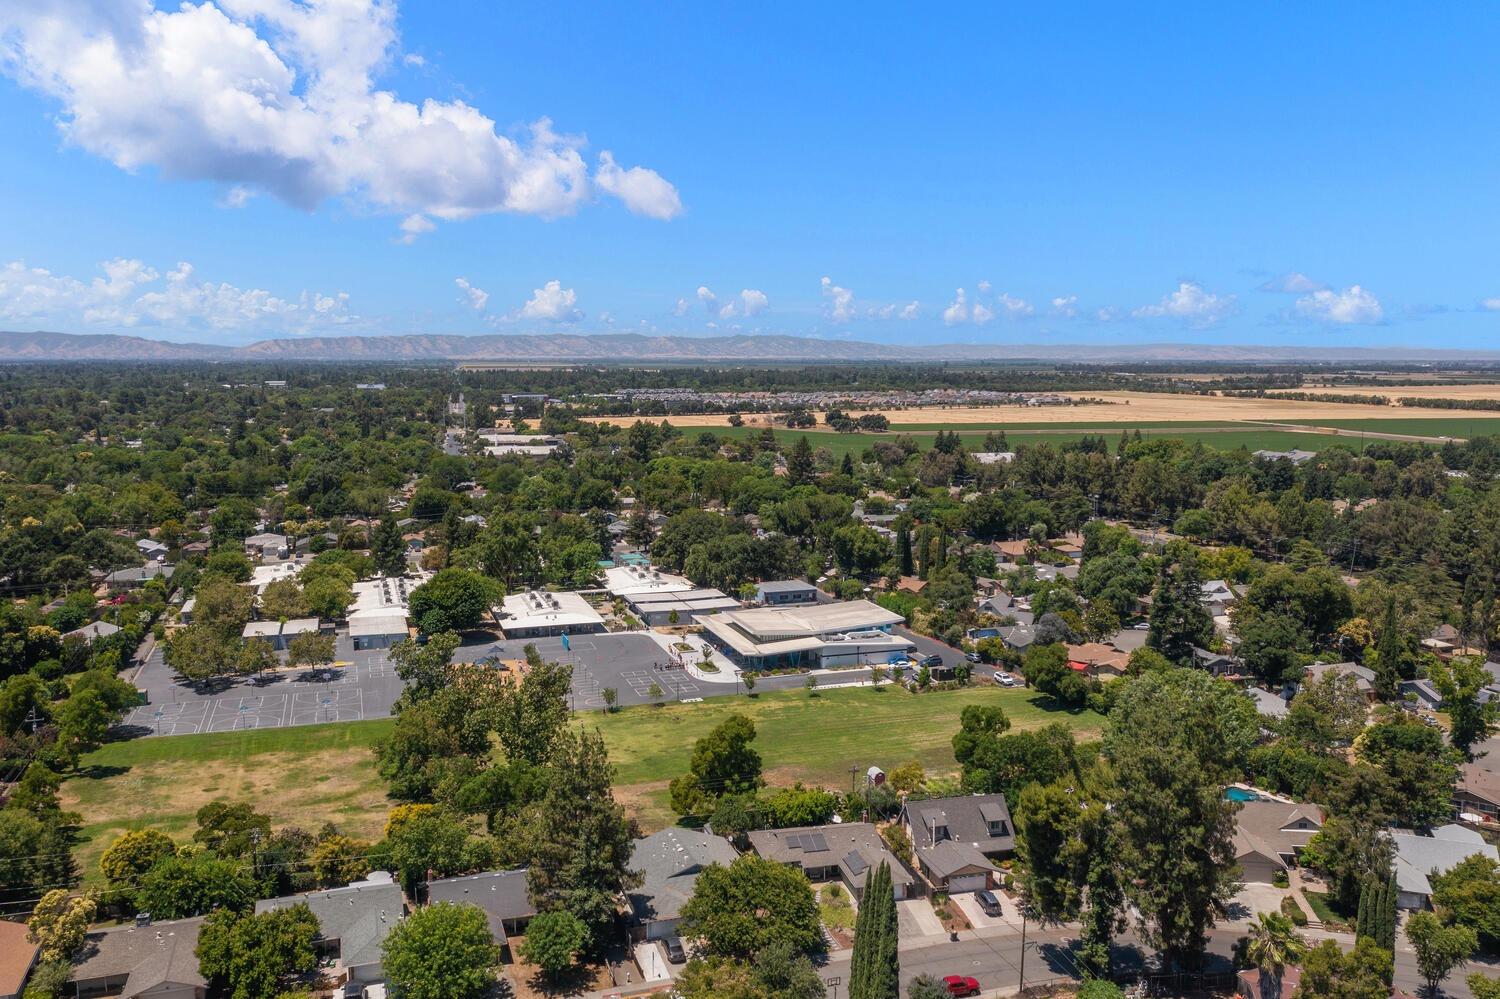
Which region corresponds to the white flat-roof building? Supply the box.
[627,588,742,626]
[249,560,304,594]
[478,432,562,458]
[700,599,913,670]
[972,452,1017,465]
[346,574,425,649]
[496,590,606,639]
[241,617,324,651]
[603,564,695,598]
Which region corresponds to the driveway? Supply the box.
[894,626,969,669]
[897,898,946,940]
[1226,883,1291,927]
[953,892,1009,931]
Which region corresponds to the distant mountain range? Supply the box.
[3,329,1500,364]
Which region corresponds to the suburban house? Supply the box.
[700,600,913,670]
[1391,824,1499,909]
[1247,687,1292,720]
[625,828,738,941]
[256,872,403,990]
[135,538,169,560]
[69,916,207,999]
[1252,448,1317,465]
[755,580,819,606]
[1401,678,1444,712]
[747,823,915,900]
[899,794,1015,894]
[1303,661,1378,701]
[1065,642,1131,678]
[103,563,174,589]
[63,621,121,644]
[425,869,536,948]
[0,919,38,999]
[244,532,289,560]
[992,540,1031,560]
[495,590,606,639]
[977,591,1033,625]
[998,624,1037,653]
[1455,762,1500,825]
[1231,800,1324,883]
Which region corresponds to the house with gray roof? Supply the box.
[68,915,207,999]
[1391,824,1498,909]
[747,823,915,900]
[899,794,1014,894]
[755,580,819,606]
[256,871,403,989]
[424,869,535,946]
[1304,661,1377,701]
[104,563,174,588]
[1231,800,1323,883]
[625,828,738,940]
[998,624,1037,652]
[64,621,121,644]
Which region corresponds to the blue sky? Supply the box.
[1,2,1498,346]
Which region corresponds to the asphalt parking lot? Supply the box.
[121,631,405,736]
[472,633,709,708]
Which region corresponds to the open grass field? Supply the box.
[61,685,1100,879]
[1268,383,1500,401]
[1306,416,1500,438]
[61,719,395,885]
[589,684,1104,830]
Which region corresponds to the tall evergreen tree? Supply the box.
[1145,544,1214,666]
[897,527,914,577]
[788,436,815,485]
[372,513,408,577]
[1373,596,1403,701]
[849,862,899,999]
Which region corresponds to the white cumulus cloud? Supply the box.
[1133,282,1236,326]
[0,0,681,228]
[820,277,855,323]
[516,279,582,322]
[671,297,690,317]
[1051,295,1079,318]
[397,214,436,244]
[693,285,769,319]
[1482,298,1500,312]
[1258,272,1327,294]
[1294,285,1383,324]
[0,257,352,334]
[454,277,488,311]
[945,286,1031,325]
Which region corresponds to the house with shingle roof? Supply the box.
[899,793,1014,894]
[1232,800,1324,883]
[68,916,207,999]
[424,869,535,947]
[625,828,738,941]
[1391,824,1498,909]
[256,872,403,989]
[0,920,38,999]
[747,823,915,900]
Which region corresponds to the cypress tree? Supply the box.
[1379,874,1397,952]
[1356,879,1370,939]
[849,863,900,999]
[897,527,914,577]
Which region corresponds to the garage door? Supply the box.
[946,873,989,894]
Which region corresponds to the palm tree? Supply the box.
[1246,912,1308,999]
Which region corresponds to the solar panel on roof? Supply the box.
[806,832,829,852]
[786,834,803,849]
[844,851,868,875]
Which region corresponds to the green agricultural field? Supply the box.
[60,684,1101,879]
[1306,416,1500,439]
[714,424,1341,457]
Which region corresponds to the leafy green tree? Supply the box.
[1110,737,1239,969]
[408,568,500,634]
[907,976,951,999]
[961,724,1077,800]
[371,514,408,577]
[788,436,815,485]
[286,630,336,669]
[1282,672,1368,753]
[193,801,272,859]
[389,630,460,706]
[758,784,838,828]
[1469,973,1500,999]
[385,808,483,897]
[382,902,499,999]
[1296,938,1393,999]
[100,829,177,889]
[27,889,96,963]
[519,910,588,980]
[526,727,640,947]
[848,862,899,999]
[1146,545,1214,665]
[1300,816,1395,916]
[680,854,822,959]
[1106,667,1261,780]
[1428,656,1500,757]
[308,834,371,888]
[1356,715,1460,828]
[135,852,255,918]
[1406,910,1477,996]
[302,574,355,619]
[493,647,572,766]
[1430,854,1500,952]
[196,904,320,999]
[950,703,1011,764]
[258,579,309,621]
[670,713,764,815]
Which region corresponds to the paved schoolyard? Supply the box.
[473,633,707,709]
[121,631,405,736]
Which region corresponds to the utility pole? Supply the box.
[848,765,858,795]
[250,829,262,881]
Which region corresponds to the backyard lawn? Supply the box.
[61,683,1102,882]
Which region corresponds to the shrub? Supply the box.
[1281,895,1309,927]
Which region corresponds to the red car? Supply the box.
[944,976,981,997]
